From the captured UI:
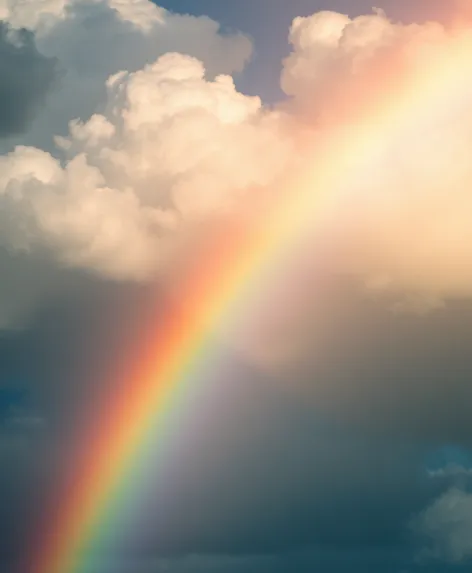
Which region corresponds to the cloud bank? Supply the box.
[2,2,472,331]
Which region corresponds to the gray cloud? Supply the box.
[0,23,58,138]
[0,0,252,155]
[0,279,442,560]
[412,486,472,564]
[2,249,472,570]
[71,548,424,573]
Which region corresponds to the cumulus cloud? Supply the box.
[281,9,446,120]
[0,51,291,280]
[0,0,253,155]
[0,0,267,325]
[3,0,472,329]
[279,9,472,307]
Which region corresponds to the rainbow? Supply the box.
[30,28,472,573]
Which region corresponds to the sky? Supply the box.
[156,0,449,101]
[2,0,472,572]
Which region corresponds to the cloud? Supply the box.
[76,547,417,573]
[0,22,58,138]
[31,547,420,573]
[412,486,472,563]
[0,325,433,566]
[281,8,447,115]
[428,464,472,481]
[0,0,265,326]
[0,0,253,154]
[225,8,472,375]
[6,2,472,570]
[0,51,291,281]
[0,279,441,566]
[3,1,472,449]
[279,9,472,307]
[4,4,472,453]
[4,2,472,330]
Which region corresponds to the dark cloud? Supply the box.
[0,23,58,138]
[51,548,470,573]
[1,275,471,570]
[270,279,472,446]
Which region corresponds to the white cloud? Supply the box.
[4,2,472,329]
[0,0,253,154]
[0,0,268,325]
[278,9,472,308]
[281,9,446,121]
[0,49,292,281]
[0,0,67,32]
[105,0,166,32]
